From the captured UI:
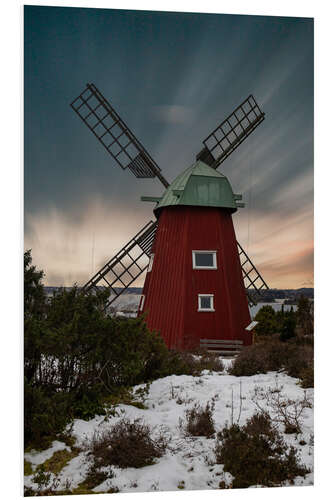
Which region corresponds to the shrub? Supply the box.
[283,344,313,381]
[252,385,312,434]
[181,401,215,437]
[229,339,313,388]
[154,350,224,379]
[254,305,279,336]
[300,365,314,388]
[24,379,72,448]
[214,413,309,488]
[229,343,265,376]
[87,418,168,469]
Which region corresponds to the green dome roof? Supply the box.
[153,160,243,214]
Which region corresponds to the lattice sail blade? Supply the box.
[83,220,157,308]
[237,241,269,306]
[197,95,265,169]
[70,83,169,188]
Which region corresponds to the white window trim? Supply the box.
[198,294,215,312]
[138,294,145,312]
[192,250,217,269]
[147,253,154,272]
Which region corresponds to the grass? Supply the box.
[24,459,33,476]
[36,448,79,475]
[74,468,111,492]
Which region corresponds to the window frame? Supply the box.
[192,250,217,270]
[138,294,145,312]
[198,294,215,312]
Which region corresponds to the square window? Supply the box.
[192,251,217,269]
[198,294,214,312]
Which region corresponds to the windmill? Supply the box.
[70,83,269,351]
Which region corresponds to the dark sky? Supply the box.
[24,6,313,287]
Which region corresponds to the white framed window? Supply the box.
[147,253,154,272]
[198,294,215,312]
[138,294,145,312]
[192,250,217,269]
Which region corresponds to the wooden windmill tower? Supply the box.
[71,84,269,351]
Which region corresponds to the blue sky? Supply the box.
[24,6,313,287]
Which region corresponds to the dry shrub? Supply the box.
[181,401,215,437]
[252,385,312,434]
[300,365,314,388]
[196,351,225,372]
[88,418,168,469]
[215,413,309,488]
[229,339,313,387]
[164,350,224,377]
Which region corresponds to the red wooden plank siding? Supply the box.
[139,205,251,349]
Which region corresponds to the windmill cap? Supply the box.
[150,160,244,214]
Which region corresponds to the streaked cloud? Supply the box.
[151,105,195,124]
[25,198,151,287]
[24,8,313,289]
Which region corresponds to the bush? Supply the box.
[87,418,168,469]
[252,386,312,434]
[215,413,309,488]
[153,350,224,379]
[254,306,279,337]
[23,251,223,450]
[181,401,215,437]
[24,378,72,448]
[229,339,313,388]
[300,365,314,388]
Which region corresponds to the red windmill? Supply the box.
[71,84,269,353]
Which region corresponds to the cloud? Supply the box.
[24,198,152,287]
[234,207,313,289]
[151,105,195,125]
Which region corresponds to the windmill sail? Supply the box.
[83,220,157,308]
[237,241,269,305]
[197,95,265,169]
[71,83,169,188]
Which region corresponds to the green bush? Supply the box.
[254,306,279,337]
[24,378,72,448]
[215,413,309,488]
[23,251,226,450]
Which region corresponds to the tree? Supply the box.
[24,250,47,383]
[24,249,46,318]
[279,312,297,342]
[296,295,314,339]
[254,305,279,337]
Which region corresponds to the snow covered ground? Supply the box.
[24,360,314,494]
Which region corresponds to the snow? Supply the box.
[24,440,70,467]
[24,363,314,493]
